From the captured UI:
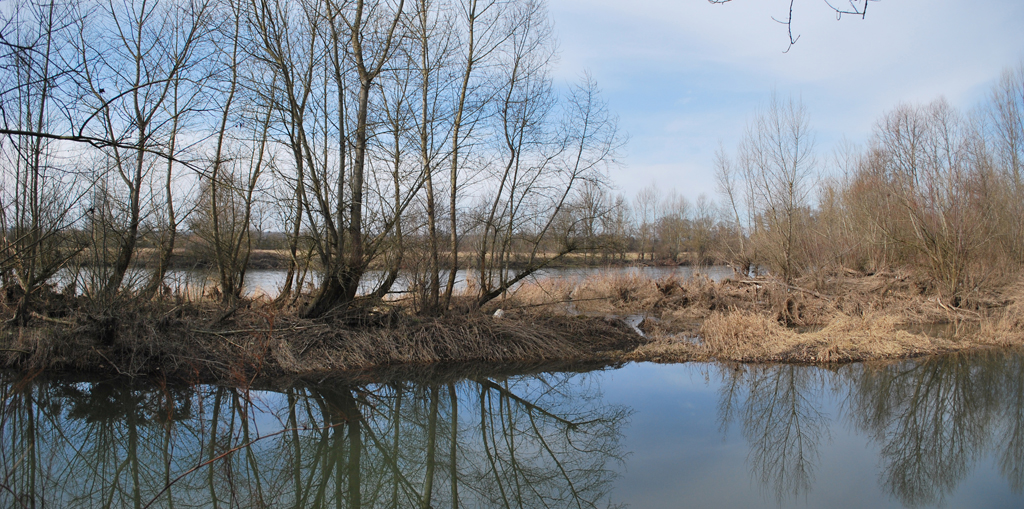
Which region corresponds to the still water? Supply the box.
[244,265,736,298]
[3,352,1023,507]
[54,265,735,299]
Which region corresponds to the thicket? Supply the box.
[610,74,1024,309]
[712,77,1024,308]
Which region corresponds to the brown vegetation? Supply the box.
[0,291,642,383]
[501,269,1024,365]
[3,269,1024,383]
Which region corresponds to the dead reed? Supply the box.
[697,310,976,363]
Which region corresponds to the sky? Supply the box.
[545,0,1024,203]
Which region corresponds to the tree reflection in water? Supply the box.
[845,352,1007,507]
[4,352,1024,507]
[717,364,831,503]
[717,351,1024,507]
[0,371,630,508]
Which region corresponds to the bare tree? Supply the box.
[634,183,659,262]
[574,179,611,264]
[715,144,755,272]
[738,92,816,281]
[600,193,631,262]
[869,99,998,305]
[656,191,689,263]
[989,63,1024,263]
[441,0,510,310]
[692,193,716,264]
[474,0,555,302]
[75,0,212,298]
[473,67,619,307]
[0,0,85,322]
[410,0,457,314]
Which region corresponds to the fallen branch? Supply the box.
[736,279,833,301]
[93,348,132,377]
[191,324,326,335]
[30,312,75,326]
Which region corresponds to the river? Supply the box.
[2,351,1022,507]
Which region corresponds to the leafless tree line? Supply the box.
[713,68,1024,306]
[0,0,621,318]
[3,0,1019,317]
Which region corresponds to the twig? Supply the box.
[168,355,230,368]
[736,279,833,301]
[93,348,132,377]
[786,285,832,301]
[505,296,611,310]
[192,330,245,350]
[932,297,981,318]
[191,324,325,335]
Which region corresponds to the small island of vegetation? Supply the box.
[2,0,1024,385]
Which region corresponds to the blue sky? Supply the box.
[546,0,1024,202]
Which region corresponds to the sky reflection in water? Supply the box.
[2,352,1024,507]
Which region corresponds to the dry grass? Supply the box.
[625,309,1005,365]
[498,277,577,314]
[555,269,1024,365]
[487,269,1024,366]
[272,314,639,375]
[505,268,995,328]
[570,272,663,314]
[702,310,977,363]
[700,310,795,358]
[975,279,1024,346]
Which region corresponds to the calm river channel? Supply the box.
[3,351,1023,507]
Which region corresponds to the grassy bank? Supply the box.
[3,270,1023,384]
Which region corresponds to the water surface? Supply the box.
[53,265,735,299]
[3,351,1022,507]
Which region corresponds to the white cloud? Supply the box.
[547,0,1024,201]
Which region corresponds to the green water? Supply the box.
[2,351,1023,507]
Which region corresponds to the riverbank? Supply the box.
[2,271,1022,383]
